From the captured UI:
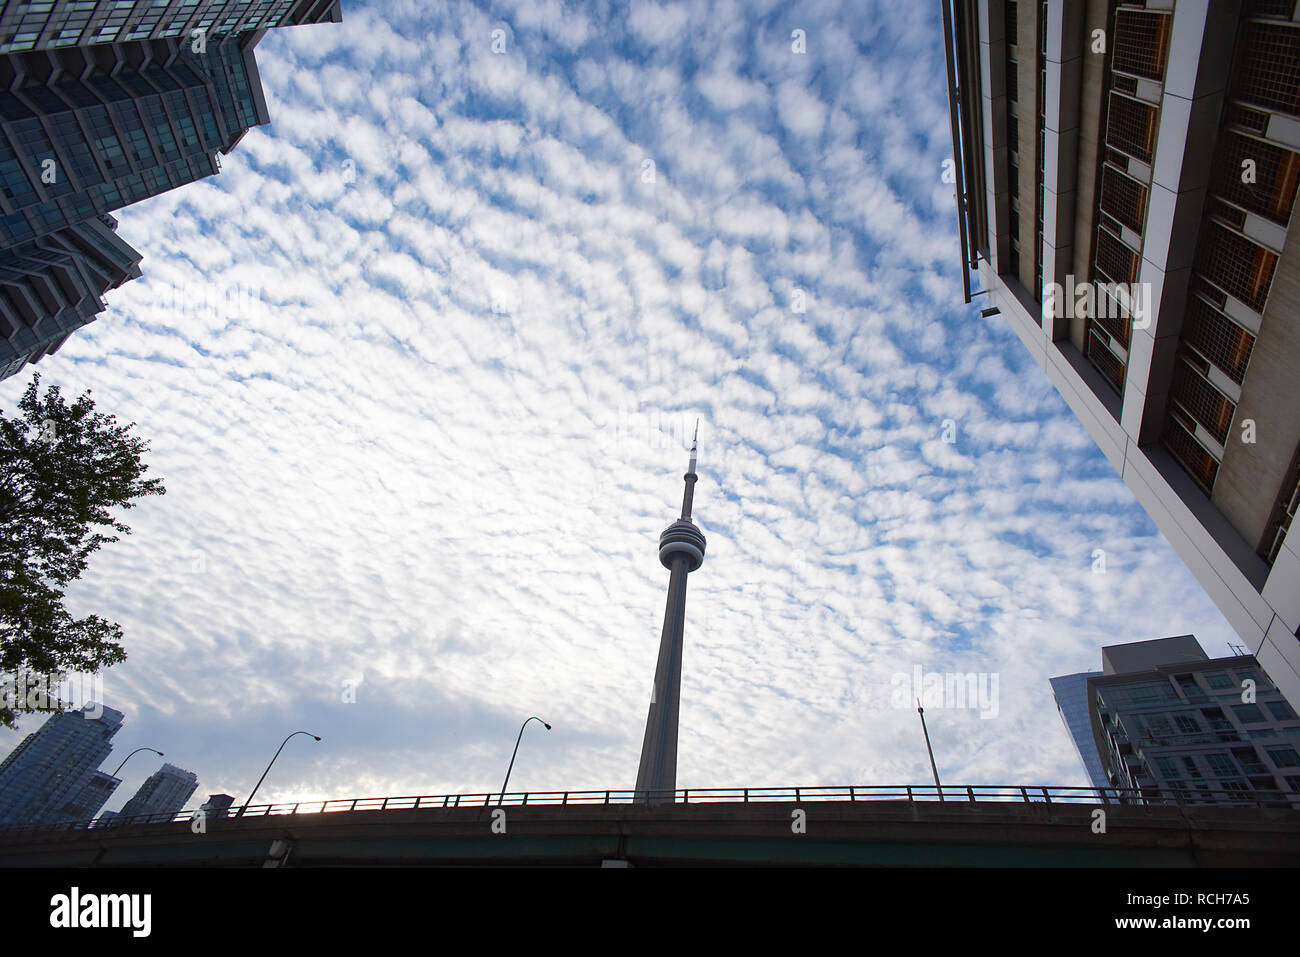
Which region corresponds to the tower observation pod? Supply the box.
[634,422,706,804]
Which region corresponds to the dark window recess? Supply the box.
[1106,94,1159,163]
[1162,417,1220,494]
[1100,164,1149,232]
[1194,222,1278,312]
[1086,331,1126,394]
[1095,226,1140,285]
[1182,297,1255,384]
[1234,22,1300,118]
[1170,360,1236,446]
[1211,133,1300,227]
[1112,9,1172,80]
[1208,198,1247,230]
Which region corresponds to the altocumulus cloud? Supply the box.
[1,0,1238,807]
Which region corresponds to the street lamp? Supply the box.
[499,716,550,804]
[917,700,943,798]
[240,730,320,816]
[112,747,163,777]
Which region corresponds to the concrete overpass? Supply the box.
[1,785,1297,866]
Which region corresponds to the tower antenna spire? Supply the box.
[681,420,699,520]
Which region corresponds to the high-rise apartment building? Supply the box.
[0,0,343,380]
[119,762,198,818]
[942,0,1300,706]
[1049,670,1111,791]
[0,0,342,52]
[0,704,125,824]
[1085,635,1300,803]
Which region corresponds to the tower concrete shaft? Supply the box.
[635,426,706,803]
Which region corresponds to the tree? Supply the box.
[0,374,165,729]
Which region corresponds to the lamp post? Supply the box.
[499,716,550,804]
[917,700,943,799]
[111,747,163,777]
[240,730,320,816]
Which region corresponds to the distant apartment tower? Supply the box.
[942,1,1300,708]
[199,792,234,818]
[0,0,343,380]
[1049,671,1111,791]
[0,704,125,824]
[1086,635,1300,803]
[119,762,199,818]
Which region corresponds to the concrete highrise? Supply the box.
[942,0,1300,707]
[0,704,125,824]
[1085,635,1300,803]
[119,762,199,819]
[634,426,708,803]
[0,0,343,380]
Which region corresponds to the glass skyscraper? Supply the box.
[0,0,343,380]
[1,1,342,54]
[1048,671,1109,795]
[0,704,125,825]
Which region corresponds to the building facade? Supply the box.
[1049,671,1111,791]
[53,769,121,822]
[119,762,199,818]
[1085,634,1300,803]
[0,0,342,380]
[943,0,1300,707]
[0,0,341,53]
[0,704,125,824]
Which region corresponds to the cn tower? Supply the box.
[634,423,707,803]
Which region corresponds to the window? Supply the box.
[1232,704,1266,723]
[1169,357,1236,445]
[1174,715,1201,734]
[1206,753,1236,777]
[1267,747,1300,768]
[1231,748,1263,774]
[1266,700,1297,721]
[1144,715,1174,738]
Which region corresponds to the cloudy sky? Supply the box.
[0,0,1240,812]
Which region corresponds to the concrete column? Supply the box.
[1122,0,1240,446]
[1042,0,1086,341]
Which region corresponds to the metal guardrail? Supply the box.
[1,783,1297,835]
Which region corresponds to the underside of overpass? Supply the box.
[2,799,1298,867]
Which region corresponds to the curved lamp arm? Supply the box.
[499,716,551,804]
[112,747,163,777]
[241,730,321,816]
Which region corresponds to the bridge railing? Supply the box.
[2,783,1296,835]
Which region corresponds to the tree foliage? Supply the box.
[0,374,165,728]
